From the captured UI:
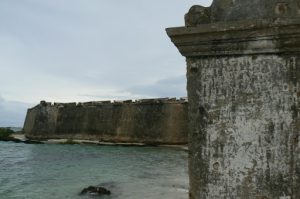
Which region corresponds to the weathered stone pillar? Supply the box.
[167,0,300,198]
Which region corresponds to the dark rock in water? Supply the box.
[80,186,111,196]
[23,140,43,144]
[0,137,43,144]
[0,137,22,143]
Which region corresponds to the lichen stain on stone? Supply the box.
[275,3,289,15]
[187,55,299,198]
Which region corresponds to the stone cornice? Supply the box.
[166,18,300,57]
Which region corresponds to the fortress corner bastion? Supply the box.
[167,0,300,198]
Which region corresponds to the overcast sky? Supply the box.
[0,0,212,126]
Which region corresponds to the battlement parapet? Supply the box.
[36,97,188,109]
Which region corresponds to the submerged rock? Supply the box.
[80,186,111,196]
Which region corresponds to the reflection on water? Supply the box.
[0,142,188,199]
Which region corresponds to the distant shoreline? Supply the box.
[6,133,188,150]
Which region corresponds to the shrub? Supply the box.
[0,128,14,139]
[61,139,79,145]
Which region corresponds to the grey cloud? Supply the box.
[79,75,187,100]
[0,0,211,102]
[128,75,187,98]
[0,96,33,127]
[0,0,212,125]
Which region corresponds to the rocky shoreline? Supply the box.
[0,133,43,144]
[1,133,188,150]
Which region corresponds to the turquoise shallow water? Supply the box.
[0,142,188,199]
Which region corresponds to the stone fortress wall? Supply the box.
[23,98,188,145]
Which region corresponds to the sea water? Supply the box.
[0,142,188,199]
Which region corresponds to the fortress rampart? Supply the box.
[23,98,188,145]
